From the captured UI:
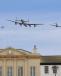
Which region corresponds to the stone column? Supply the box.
[36,64,40,76]
[13,59,17,76]
[24,59,28,76]
[3,59,6,76]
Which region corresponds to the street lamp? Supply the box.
[52,65,58,76]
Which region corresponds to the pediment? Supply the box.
[0,47,31,56]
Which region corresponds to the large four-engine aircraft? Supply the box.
[8,19,44,27]
[0,18,60,29]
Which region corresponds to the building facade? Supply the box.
[0,47,61,76]
[40,56,61,76]
[0,47,41,76]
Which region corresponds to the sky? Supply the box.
[0,0,61,55]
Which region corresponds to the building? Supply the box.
[40,56,61,76]
[0,47,60,76]
[0,47,41,76]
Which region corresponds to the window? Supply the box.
[18,66,23,76]
[44,66,49,74]
[7,66,13,76]
[30,66,35,76]
[52,66,58,74]
[0,66,2,76]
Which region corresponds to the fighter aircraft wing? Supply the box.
[51,25,56,26]
[50,23,58,27]
[51,25,61,27]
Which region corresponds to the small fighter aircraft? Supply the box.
[0,26,5,29]
[8,19,44,27]
[51,23,61,27]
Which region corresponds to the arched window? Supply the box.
[7,66,13,76]
[30,66,35,76]
[18,66,23,76]
[0,66,2,76]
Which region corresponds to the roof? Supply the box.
[40,55,61,64]
[0,47,41,59]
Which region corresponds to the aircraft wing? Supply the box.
[8,20,22,25]
[27,24,43,25]
[27,23,44,27]
[50,25,57,27]
[8,20,15,22]
[19,23,23,25]
[51,25,56,26]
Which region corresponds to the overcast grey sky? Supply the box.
[0,0,61,55]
